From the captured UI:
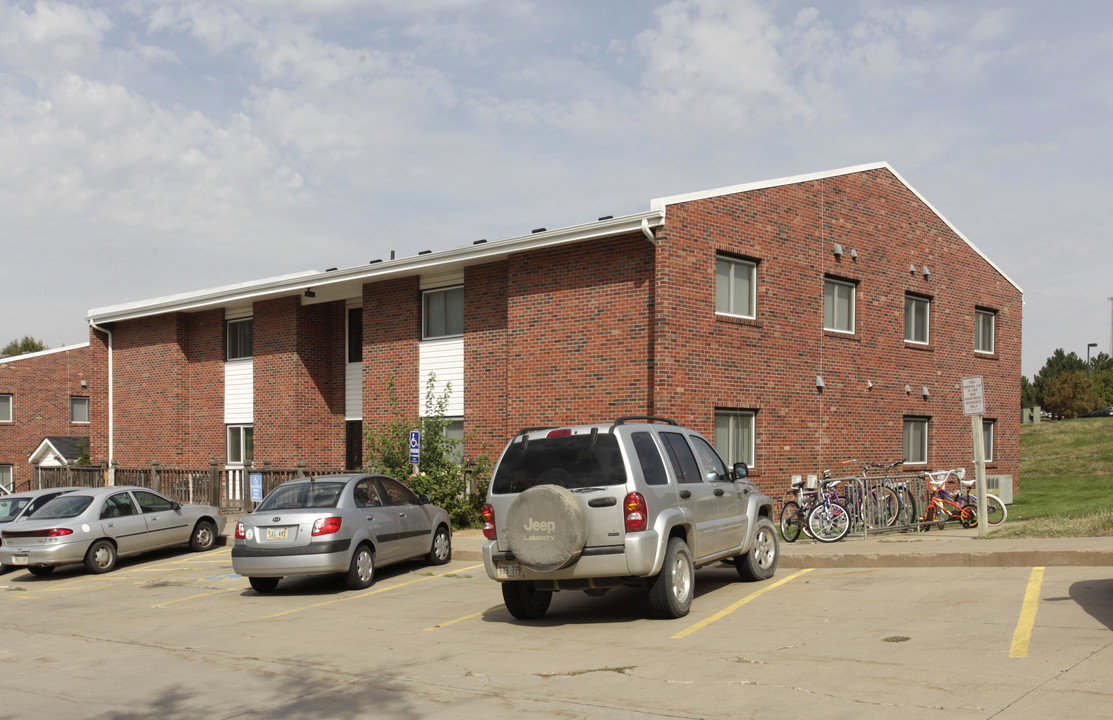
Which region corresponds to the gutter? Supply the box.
[87,319,114,486]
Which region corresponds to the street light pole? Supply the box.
[1087,342,1098,378]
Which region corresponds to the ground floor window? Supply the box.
[980,420,995,463]
[446,418,464,463]
[346,421,363,470]
[714,410,755,468]
[903,417,930,464]
[227,425,254,466]
[0,464,11,492]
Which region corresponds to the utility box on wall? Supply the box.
[987,474,1014,504]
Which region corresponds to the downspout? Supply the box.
[88,319,114,486]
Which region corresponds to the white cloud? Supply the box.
[0,0,111,79]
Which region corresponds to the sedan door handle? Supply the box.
[679,490,691,499]
[714,488,725,496]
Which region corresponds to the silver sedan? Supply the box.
[0,486,226,575]
[231,474,452,593]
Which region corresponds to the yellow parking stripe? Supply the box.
[264,564,484,619]
[424,605,504,631]
[672,568,813,639]
[1010,566,1044,658]
[151,586,243,608]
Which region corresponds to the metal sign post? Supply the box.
[961,377,988,536]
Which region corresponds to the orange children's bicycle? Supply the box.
[919,469,978,530]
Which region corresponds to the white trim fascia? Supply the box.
[651,161,1022,295]
[28,438,64,465]
[85,212,665,325]
[0,342,91,365]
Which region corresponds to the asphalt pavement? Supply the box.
[451,526,1113,568]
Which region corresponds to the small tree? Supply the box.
[1042,371,1099,419]
[1,336,48,357]
[363,373,492,527]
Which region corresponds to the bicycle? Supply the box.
[954,474,1008,527]
[805,478,852,543]
[840,459,907,530]
[779,474,832,542]
[919,468,1002,530]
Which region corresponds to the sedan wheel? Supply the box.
[190,520,217,552]
[426,525,452,565]
[85,539,117,574]
[249,576,280,593]
[346,544,375,590]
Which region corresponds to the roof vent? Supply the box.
[598,215,613,221]
[532,228,547,234]
[369,259,381,264]
[418,250,432,255]
[473,239,487,245]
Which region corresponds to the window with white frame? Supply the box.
[975,309,996,354]
[714,410,755,468]
[446,418,464,463]
[227,425,254,466]
[227,318,253,360]
[423,286,464,340]
[980,420,995,463]
[903,417,930,464]
[0,393,10,422]
[715,256,757,318]
[824,278,856,333]
[0,464,12,492]
[71,397,90,424]
[905,294,930,344]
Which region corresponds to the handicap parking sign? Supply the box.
[409,430,420,464]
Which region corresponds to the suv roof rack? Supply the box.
[613,416,678,426]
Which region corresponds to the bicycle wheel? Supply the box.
[860,487,900,528]
[984,494,1008,525]
[779,501,803,543]
[919,503,937,532]
[894,485,917,528]
[806,500,851,543]
[960,505,978,528]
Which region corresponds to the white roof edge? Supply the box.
[650,161,891,210]
[650,161,1022,295]
[85,211,666,325]
[0,342,91,364]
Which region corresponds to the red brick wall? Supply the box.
[183,309,225,465]
[253,297,346,468]
[504,235,656,428]
[654,167,1022,495]
[363,277,421,430]
[114,314,188,465]
[0,338,105,490]
[464,261,509,457]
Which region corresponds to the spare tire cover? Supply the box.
[505,485,588,572]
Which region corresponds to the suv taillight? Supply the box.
[624,492,647,533]
[235,522,246,540]
[481,504,496,540]
[312,517,343,536]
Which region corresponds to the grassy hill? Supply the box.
[994,416,1113,537]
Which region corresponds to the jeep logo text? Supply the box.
[524,518,556,533]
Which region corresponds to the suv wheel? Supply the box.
[502,581,552,620]
[736,517,779,581]
[648,536,694,618]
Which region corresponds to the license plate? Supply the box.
[12,555,28,566]
[265,527,289,541]
[496,561,522,579]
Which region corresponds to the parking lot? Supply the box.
[1,543,1110,720]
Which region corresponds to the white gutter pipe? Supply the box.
[87,319,114,486]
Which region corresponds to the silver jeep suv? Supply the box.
[480,417,779,619]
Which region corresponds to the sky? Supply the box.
[1,0,1111,379]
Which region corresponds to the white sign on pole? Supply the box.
[961,376,985,416]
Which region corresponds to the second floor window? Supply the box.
[975,309,996,354]
[227,318,253,360]
[715,257,756,318]
[824,279,856,333]
[905,294,930,344]
[347,307,363,363]
[0,394,10,422]
[423,286,464,339]
[71,397,90,424]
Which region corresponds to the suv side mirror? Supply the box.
[732,462,749,480]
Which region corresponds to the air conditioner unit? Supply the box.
[985,474,1013,505]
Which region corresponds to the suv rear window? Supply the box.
[492,434,626,493]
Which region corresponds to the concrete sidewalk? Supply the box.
[450,527,1113,568]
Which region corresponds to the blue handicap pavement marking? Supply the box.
[203,572,242,581]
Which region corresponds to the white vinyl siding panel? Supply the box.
[224,359,254,424]
[345,362,363,420]
[419,337,463,416]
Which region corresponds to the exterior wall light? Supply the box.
[922,385,931,398]
[816,375,826,389]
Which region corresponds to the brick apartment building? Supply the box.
[0,162,1022,500]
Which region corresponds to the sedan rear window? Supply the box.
[492,434,626,494]
[257,482,345,511]
[32,495,94,519]
[0,498,31,523]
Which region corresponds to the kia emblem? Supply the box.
[273,517,281,522]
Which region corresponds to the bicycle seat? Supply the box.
[791,480,805,489]
[960,479,976,488]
